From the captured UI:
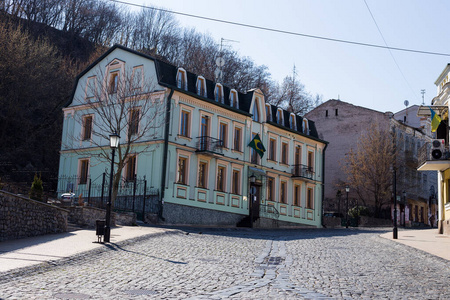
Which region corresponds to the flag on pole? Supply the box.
[248,133,266,158]
[430,107,442,132]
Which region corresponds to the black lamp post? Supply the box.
[393,168,398,239]
[402,191,406,227]
[104,132,120,243]
[345,186,350,228]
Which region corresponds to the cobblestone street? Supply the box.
[1,228,449,299]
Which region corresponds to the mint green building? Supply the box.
[58,45,327,228]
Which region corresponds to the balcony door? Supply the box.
[200,115,209,151]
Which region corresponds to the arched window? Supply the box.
[265,104,272,122]
[290,113,296,130]
[277,108,283,125]
[252,98,260,122]
[230,89,239,108]
[215,83,224,103]
[196,76,206,97]
[176,68,187,90]
[302,118,309,134]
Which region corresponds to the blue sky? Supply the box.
[126,0,450,113]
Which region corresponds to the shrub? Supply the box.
[29,173,44,202]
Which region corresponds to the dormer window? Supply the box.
[302,118,309,134]
[230,89,239,108]
[215,83,224,103]
[290,113,296,130]
[252,97,260,122]
[196,76,207,97]
[176,68,187,90]
[265,104,272,122]
[276,108,283,125]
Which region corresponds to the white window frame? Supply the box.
[216,161,228,192]
[131,65,144,93]
[179,104,193,138]
[176,150,191,185]
[303,118,309,134]
[196,76,207,97]
[128,107,141,137]
[290,113,296,130]
[230,89,239,108]
[123,154,138,182]
[78,158,90,185]
[176,68,187,90]
[197,159,209,189]
[215,83,224,103]
[265,103,272,122]
[231,164,243,195]
[233,123,243,152]
[85,76,97,101]
[277,108,284,125]
[82,114,94,141]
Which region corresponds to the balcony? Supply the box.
[291,164,315,180]
[417,142,450,171]
[196,136,224,156]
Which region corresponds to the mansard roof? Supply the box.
[67,44,321,140]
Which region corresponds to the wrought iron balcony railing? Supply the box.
[292,164,315,180]
[196,136,224,155]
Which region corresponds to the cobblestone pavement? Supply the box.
[1,227,449,299]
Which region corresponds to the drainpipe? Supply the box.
[321,143,328,228]
[159,88,174,220]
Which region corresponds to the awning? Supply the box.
[417,105,448,117]
[417,160,450,172]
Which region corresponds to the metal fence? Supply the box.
[57,174,160,220]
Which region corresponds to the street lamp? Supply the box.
[402,191,406,227]
[345,186,350,228]
[249,174,256,183]
[104,132,120,243]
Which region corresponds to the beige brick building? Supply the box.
[307,100,437,225]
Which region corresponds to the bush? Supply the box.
[29,173,44,202]
[348,206,370,219]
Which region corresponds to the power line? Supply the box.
[364,0,419,101]
[110,0,450,57]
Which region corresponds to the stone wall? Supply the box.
[67,207,137,228]
[162,203,243,226]
[0,190,68,241]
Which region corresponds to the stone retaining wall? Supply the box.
[66,206,137,228]
[0,190,68,241]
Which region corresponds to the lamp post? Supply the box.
[104,132,120,243]
[393,168,398,239]
[345,186,350,228]
[402,191,406,227]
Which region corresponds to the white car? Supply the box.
[60,192,76,205]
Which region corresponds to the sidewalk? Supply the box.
[0,225,175,273]
[380,228,450,261]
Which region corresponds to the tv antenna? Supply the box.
[421,89,426,105]
[215,38,239,82]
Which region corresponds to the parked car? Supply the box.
[60,192,75,206]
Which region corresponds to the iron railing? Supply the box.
[57,174,160,220]
[196,136,224,155]
[259,204,280,219]
[291,164,315,180]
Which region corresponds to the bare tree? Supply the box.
[270,65,321,115]
[71,66,165,204]
[343,123,398,216]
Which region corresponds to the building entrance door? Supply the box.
[250,184,260,222]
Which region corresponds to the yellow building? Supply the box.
[417,64,450,235]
